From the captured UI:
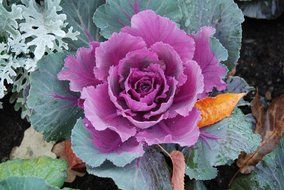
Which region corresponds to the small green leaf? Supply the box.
[88,147,172,190]
[185,109,261,180]
[93,0,182,39]
[61,0,105,49]
[0,157,67,188]
[71,118,143,167]
[178,0,244,70]
[0,177,63,190]
[231,137,284,190]
[27,52,83,141]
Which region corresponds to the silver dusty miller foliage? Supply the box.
[0,0,79,118]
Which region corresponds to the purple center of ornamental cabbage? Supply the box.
[127,67,162,101]
[136,78,152,94]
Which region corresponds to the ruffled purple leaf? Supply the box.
[192,27,227,97]
[136,108,200,147]
[81,83,136,142]
[150,42,187,86]
[169,60,204,117]
[58,42,101,92]
[122,10,195,63]
[84,119,143,154]
[95,32,147,80]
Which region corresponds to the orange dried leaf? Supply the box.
[170,151,185,190]
[64,141,85,171]
[196,93,245,128]
[52,140,85,183]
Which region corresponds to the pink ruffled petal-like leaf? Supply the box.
[95,32,147,80]
[192,26,227,96]
[81,83,136,142]
[136,108,201,147]
[84,119,143,154]
[117,49,159,80]
[58,42,101,92]
[150,42,187,86]
[144,77,178,119]
[122,10,195,63]
[169,60,204,117]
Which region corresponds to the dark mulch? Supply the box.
[0,94,29,162]
[0,13,283,190]
[236,15,284,99]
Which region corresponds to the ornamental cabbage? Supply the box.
[58,10,227,154]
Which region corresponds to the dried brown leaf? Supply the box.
[170,151,185,190]
[52,140,85,182]
[237,93,284,174]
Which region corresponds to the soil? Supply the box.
[0,14,283,190]
[0,94,29,162]
[65,174,118,190]
[236,15,284,100]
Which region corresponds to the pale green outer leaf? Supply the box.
[93,0,182,39]
[71,118,143,168]
[226,76,255,106]
[87,147,172,190]
[201,109,261,166]
[178,0,244,70]
[184,144,218,180]
[185,109,261,180]
[0,177,62,190]
[61,0,104,49]
[226,76,254,94]
[27,52,83,141]
[231,137,284,190]
[210,37,228,62]
[0,157,67,188]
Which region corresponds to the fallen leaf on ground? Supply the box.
[195,93,245,128]
[170,151,185,190]
[64,141,85,171]
[52,140,85,182]
[237,93,284,174]
[10,127,56,159]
